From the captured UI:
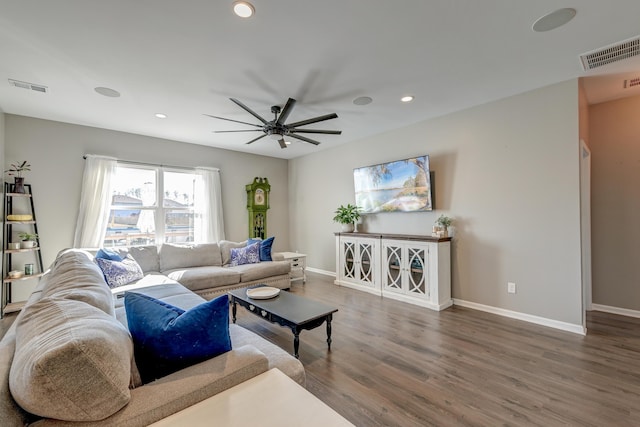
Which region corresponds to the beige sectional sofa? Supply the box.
[105,241,292,299]
[0,246,304,426]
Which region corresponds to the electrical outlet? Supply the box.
[507,282,516,294]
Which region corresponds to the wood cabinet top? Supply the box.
[334,232,451,243]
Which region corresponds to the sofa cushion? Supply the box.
[10,297,133,421]
[230,241,261,266]
[125,293,232,383]
[164,266,241,292]
[229,325,305,385]
[102,245,161,274]
[95,254,144,288]
[159,243,222,271]
[248,236,275,261]
[41,249,114,316]
[228,260,292,283]
[220,240,247,266]
[96,247,124,261]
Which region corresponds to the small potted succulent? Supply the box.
[333,204,362,232]
[5,160,31,194]
[18,232,38,249]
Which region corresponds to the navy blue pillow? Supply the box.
[247,236,274,261]
[124,292,232,383]
[96,248,124,261]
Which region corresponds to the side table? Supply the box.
[279,252,307,284]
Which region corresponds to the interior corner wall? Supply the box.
[289,79,583,325]
[4,115,289,301]
[578,78,590,146]
[589,95,640,311]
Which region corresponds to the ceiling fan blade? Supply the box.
[286,113,338,128]
[289,129,342,135]
[276,98,297,125]
[203,114,263,128]
[289,133,321,146]
[213,129,263,133]
[230,98,268,124]
[245,134,267,145]
[278,139,287,149]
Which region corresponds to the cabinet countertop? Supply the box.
[334,232,451,243]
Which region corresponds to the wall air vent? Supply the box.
[8,79,48,93]
[623,77,640,89]
[579,36,640,71]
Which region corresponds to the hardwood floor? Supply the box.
[235,273,640,426]
[1,274,638,426]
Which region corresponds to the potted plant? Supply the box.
[18,232,38,249]
[435,215,453,237]
[5,161,31,194]
[333,204,362,232]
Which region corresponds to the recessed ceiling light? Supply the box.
[532,8,576,32]
[353,96,373,106]
[284,140,291,145]
[155,113,167,119]
[94,87,120,98]
[401,95,414,103]
[233,1,255,18]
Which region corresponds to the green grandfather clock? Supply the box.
[246,177,270,239]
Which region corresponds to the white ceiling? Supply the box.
[1,1,640,159]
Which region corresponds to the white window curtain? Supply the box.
[73,155,117,248]
[193,167,225,243]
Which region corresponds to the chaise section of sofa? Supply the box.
[0,248,304,426]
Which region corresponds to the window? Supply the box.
[105,166,198,247]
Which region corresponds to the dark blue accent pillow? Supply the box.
[247,236,274,261]
[96,248,124,261]
[124,292,232,383]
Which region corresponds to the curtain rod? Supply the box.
[82,155,219,172]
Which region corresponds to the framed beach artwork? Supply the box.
[353,155,433,213]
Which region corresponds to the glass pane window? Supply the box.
[163,171,196,208]
[105,167,158,247]
[165,210,194,244]
[103,166,202,247]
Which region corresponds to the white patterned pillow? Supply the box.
[229,242,261,266]
[95,254,144,288]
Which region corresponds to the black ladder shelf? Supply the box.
[2,182,44,318]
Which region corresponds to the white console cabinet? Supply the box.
[335,235,379,294]
[335,233,452,311]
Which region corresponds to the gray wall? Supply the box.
[5,115,289,300]
[290,80,584,325]
[589,95,640,311]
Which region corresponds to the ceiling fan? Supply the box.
[205,98,341,149]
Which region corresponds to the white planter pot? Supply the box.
[8,242,21,250]
[20,241,36,249]
[341,223,354,233]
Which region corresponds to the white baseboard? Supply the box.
[306,267,336,277]
[591,304,640,319]
[453,298,586,335]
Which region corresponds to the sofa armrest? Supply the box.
[32,345,269,427]
[271,252,285,261]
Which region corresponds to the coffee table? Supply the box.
[228,287,338,358]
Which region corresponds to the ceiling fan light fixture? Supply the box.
[232,1,255,18]
[268,132,281,140]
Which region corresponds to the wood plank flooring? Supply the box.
[1,273,639,426]
[235,273,640,426]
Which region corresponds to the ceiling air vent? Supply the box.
[8,79,48,93]
[579,36,640,71]
[623,77,640,89]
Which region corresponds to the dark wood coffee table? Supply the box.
[228,287,338,359]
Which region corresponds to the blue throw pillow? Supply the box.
[124,293,232,383]
[96,248,124,261]
[230,241,261,266]
[247,236,274,261]
[95,254,144,288]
